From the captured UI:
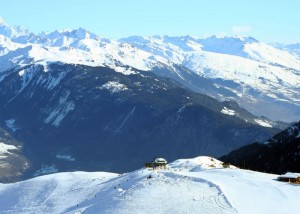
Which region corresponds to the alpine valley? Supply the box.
[0,18,299,182]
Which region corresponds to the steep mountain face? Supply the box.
[0,125,28,182]
[220,121,300,174]
[0,63,278,180]
[0,18,299,122]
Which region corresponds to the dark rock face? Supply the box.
[220,121,300,174]
[0,63,277,180]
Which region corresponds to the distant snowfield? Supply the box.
[0,156,299,214]
[99,81,129,93]
[254,119,273,128]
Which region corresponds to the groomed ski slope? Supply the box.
[0,156,299,214]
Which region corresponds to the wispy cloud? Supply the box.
[231,25,253,34]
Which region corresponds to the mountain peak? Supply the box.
[0,18,29,38]
[233,35,259,43]
[43,27,100,41]
[73,27,88,38]
[71,27,99,40]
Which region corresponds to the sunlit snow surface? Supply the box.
[0,156,299,214]
[254,119,273,128]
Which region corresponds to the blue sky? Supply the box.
[0,0,299,43]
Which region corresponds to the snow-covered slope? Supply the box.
[0,17,299,121]
[0,156,299,214]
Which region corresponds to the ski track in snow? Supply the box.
[80,169,237,214]
[116,106,136,132]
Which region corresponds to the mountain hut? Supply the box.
[278,173,300,183]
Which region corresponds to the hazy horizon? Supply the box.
[0,0,299,44]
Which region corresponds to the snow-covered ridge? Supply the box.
[1,17,300,78]
[168,156,236,171]
[0,156,299,214]
[0,18,170,74]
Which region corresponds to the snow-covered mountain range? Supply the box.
[120,35,300,122]
[0,17,299,122]
[1,17,298,181]
[0,156,299,214]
